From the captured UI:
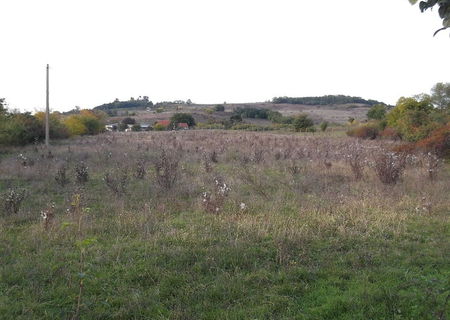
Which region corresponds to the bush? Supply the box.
[415,123,450,158]
[153,123,167,131]
[170,113,196,127]
[293,114,314,132]
[131,124,141,132]
[1,188,26,216]
[0,113,43,146]
[347,124,379,139]
[379,127,400,140]
[320,121,329,132]
[121,117,136,125]
[373,152,406,185]
[214,105,225,112]
[367,104,387,120]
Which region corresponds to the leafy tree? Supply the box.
[229,114,243,122]
[214,105,225,112]
[0,98,6,115]
[170,113,196,127]
[121,117,136,125]
[272,95,384,106]
[34,111,70,139]
[131,124,141,131]
[367,104,387,120]
[293,114,314,132]
[64,116,88,136]
[430,82,450,110]
[0,112,43,146]
[387,97,436,141]
[409,0,450,35]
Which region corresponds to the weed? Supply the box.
[1,188,26,215]
[55,164,70,187]
[75,161,89,184]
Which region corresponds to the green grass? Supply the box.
[0,131,449,319]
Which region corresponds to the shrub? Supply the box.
[320,121,329,132]
[131,124,141,132]
[121,117,136,125]
[367,104,387,120]
[55,164,70,187]
[214,105,225,112]
[170,113,196,127]
[1,188,26,216]
[103,168,128,196]
[153,123,166,131]
[75,162,89,184]
[153,149,179,190]
[373,151,406,185]
[347,124,379,139]
[379,127,401,140]
[415,123,450,158]
[293,114,314,132]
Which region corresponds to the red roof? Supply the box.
[156,120,171,127]
[177,123,189,128]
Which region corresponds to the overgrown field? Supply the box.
[1,131,449,319]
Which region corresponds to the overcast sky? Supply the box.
[1,0,449,112]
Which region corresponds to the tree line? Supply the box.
[0,101,105,146]
[272,95,384,106]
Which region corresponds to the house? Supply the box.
[140,123,151,131]
[155,120,171,128]
[177,122,189,130]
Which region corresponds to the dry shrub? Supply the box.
[134,158,146,179]
[415,123,450,158]
[103,167,128,196]
[75,161,89,184]
[202,176,231,213]
[373,151,406,185]
[347,125,379,140]
[1,188,26,216]
[55,164,70,187]
[153,148,180,190]
[379,127,401,140]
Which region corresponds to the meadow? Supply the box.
[0,130,449,319]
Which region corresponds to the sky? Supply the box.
[0,0,449,112]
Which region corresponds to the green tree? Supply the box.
[367,104,387,120]
[170,113,196,127]
[293,114,314,132]
[0,98,6,115]
[214,105,225,112]
[121,117,136,125]
[409,0,450,35]
[430,82,450,110]
[387,97,436,141]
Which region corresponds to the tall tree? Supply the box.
[430,82,450,110]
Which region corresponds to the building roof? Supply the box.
[156,120,171,127]
[177,122,189,128]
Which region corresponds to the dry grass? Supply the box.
[0,130,449,319]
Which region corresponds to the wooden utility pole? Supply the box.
[45,64,50,147]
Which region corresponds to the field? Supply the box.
[106,102,372,126]
[1,130,449,319]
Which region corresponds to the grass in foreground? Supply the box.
[1,131,449,319]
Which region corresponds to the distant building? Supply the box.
[105,123,118,131]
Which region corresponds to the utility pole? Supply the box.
[45,64,50,147]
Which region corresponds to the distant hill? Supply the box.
[272,95,385,106]
[94,97,153,111]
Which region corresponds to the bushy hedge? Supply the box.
[0,106,104,146]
